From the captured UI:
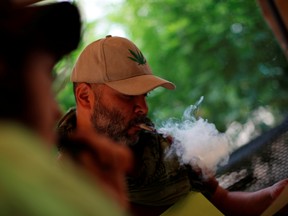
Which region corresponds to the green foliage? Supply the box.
[55,0,288,143]
[106,0,288,133]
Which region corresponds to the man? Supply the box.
[57,35,288,215]
[0,2,130,215]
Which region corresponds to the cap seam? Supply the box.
[109,74,154,82]
[102,38,109,82]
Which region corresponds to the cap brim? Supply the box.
[105,74,176,95]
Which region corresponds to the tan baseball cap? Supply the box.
[71,35,176,95]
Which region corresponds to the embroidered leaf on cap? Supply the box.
[128,49,147,65]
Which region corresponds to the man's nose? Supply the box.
[134,95,148,115]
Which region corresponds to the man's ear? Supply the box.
[75,83,94,109]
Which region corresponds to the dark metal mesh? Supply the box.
[216,117,288,192]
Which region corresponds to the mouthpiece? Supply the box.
[138,123,156,132]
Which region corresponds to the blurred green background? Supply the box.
[54,0,288,148]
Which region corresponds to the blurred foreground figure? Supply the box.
[58,35,288,216]
[0,1,130,215]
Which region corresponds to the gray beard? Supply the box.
[90,99,140,146]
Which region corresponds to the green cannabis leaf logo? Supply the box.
[128,49,147,65]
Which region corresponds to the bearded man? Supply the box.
[57,35,288,216]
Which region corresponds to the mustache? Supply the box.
[128,115,154,128]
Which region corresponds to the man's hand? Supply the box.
[209,178,288,216]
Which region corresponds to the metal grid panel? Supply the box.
[216,118,288,192]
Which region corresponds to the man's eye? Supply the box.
[123,95,134,100]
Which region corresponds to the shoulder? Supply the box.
[57,107,77,134]
[57,107,77,150]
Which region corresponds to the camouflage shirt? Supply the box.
[57,108,218,206]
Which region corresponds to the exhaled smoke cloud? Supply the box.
[158,97,233,175]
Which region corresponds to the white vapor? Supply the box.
[158,97,233,175]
